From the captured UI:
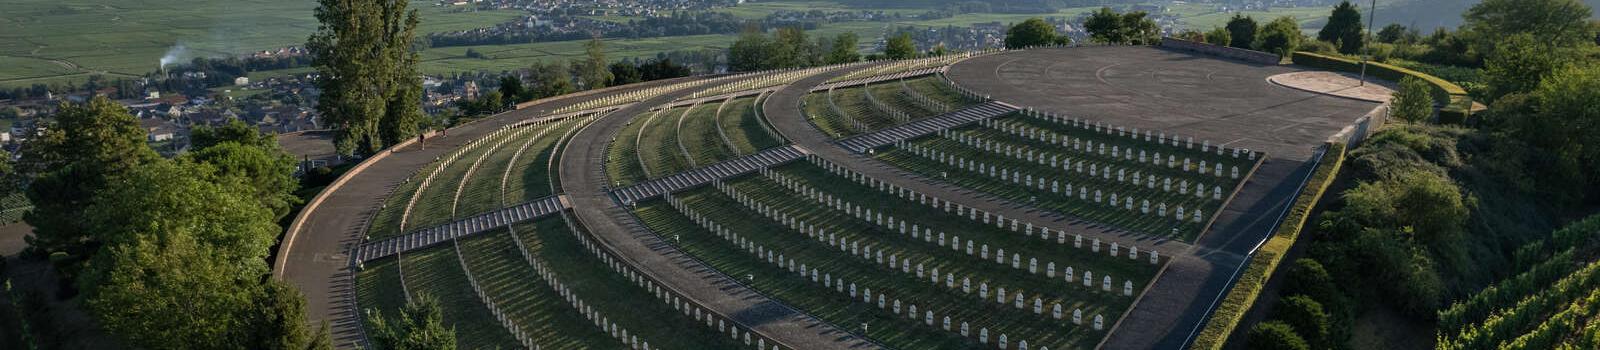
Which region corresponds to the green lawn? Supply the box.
[399,244,522,349]
[636,105,694,179]
[605,108,660,188]
[716,95,784,154]
[678,102,733,167]
[807,75,977,139]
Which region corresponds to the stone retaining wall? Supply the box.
[1159,37,1280,65]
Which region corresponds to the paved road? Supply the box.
[557,77,875,350]
[273,77,685,348]
[944,46,1378,349]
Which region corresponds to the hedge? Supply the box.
[1188,142,1348,350]
[1291,52,1474,123]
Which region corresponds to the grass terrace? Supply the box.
[715,95,785,155]
[805,75,980,139]
[873,112,1261,241]
[630,161,1157,349]
[828,54,973,83]
[609,95,790,187]
[365,117,585,240]
[516,218,748,349]
[399,244,522,348]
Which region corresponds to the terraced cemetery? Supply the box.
[804,74,982,139]
[871,109,1264,240]
[316,46,1377,350]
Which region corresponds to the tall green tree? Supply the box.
[1225,14,1259,50]
[770,27,820,68]
[1317,1,1364,54]
[1120,11,1160,45]
[1247,321,1310,350]
[825,32,861,64]
[307,0,423,156]
[18,96,159,257]
[1084,7,1124,44]
[1483,33,1577,102]
[369,294,457,350]
[575,38,613,90]
[528,61,574,99]
[1513,64,1600,199]
[498,75,526,105]
[1464,0,1596,57]
[1391,76,1435,125]
[885,33,917,60]
[1274,295,1330,348]
[1004,17,1059,49]
[728,28,771,72]
[1257,16,1303,57]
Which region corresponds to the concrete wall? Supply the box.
[1159,37,1281,65]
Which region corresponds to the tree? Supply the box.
[369,294,457,350]
[1464,0,1596,56]
[1225,14,1259,50]
[307,0,424,156]
[1515,64,1600,200]
[1274,295,1330,347]
[527,62,573,99]
[1377,24,1410,43]
[826,32,861,64]
[728,29,771,72]
[1120,11,1160,45]
[1318,1,1364,54]
[1084,7,1124,44]
[18,96,159,258]
[1247,321,1310,350]
[498,76,526,105]
[1005,18,1059,49]
[769,27,820,69]
[185,140,301,221]
[1483,33,1577,102]
[885,33,917,60]
[191,119,277,150]
[1391,76,1434,124]
[244,280,335,350]
[1257,16,1303,57]
[78,159,286,349]
[576,38,612,90]
[1205,27,1232,46]
[608,62,642,86]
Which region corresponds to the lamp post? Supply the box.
[1359,0,1378,86]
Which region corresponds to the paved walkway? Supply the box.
[943,46,1379,349]
[558,78,875,350]
[273,77,686,348]
[1267,71,1395,103]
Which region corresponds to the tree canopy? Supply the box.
[1317,1,1364,54]
[18,96,159,258]
[369,294,457,350]
[826,32,861,64]
[1256,16,1303,57]
[1004,18,1062,49]
[1390,76,1435,125]
[1464,0,1596,55]
[1225,14,1259,50]
[1083,8,1159,45]
[307,0,425,156]
[885,32,917,60]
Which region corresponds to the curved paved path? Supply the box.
[273,77,687,348]
[944,46,1379,349]
[557,78,875,350]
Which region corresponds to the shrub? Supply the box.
[1274,295,1331,347]
[1248,321,1310,350]
[1392,77,1435,124]
[1291,51,1474,122]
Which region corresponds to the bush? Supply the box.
[1274,295,1330,346]
[1248,321,1311,350]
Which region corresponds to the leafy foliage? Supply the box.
[885,32,917,60]
[369,294,457,350]
[1274,295,1331,347]
[826,32,861,64]
[1003,17,1063,49]
[1248,321,1310,350]
[307,0,425,156]
[1317,1,1364,54]
[1083,8,1159,45]
[1225,14,1258,50]
[1257,16,1302,57]
[1392,77,1435,125]
[1204,27,1232,47]
[17,96,159,259]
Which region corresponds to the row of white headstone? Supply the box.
[804,154,1164,265]
[860,81,913,123]
[553,214,791,350]
[932,129,1231,198]
[753,169,1138,298]
[663,192,1101,350]
[977,118,1244,180]
[711,64,831,96]
[824,87,870,133]
[899,77,953,114]
[1015,106,1259,162]
[899,141,1209,224]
